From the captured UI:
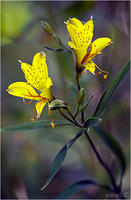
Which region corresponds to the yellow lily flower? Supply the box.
[65,17,112,78]
[7,52,55,126]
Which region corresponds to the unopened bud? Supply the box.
[49,99,68,111]
[40,20,53,34]
[78,88,85,105]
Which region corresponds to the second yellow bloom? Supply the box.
[65,17,112,78]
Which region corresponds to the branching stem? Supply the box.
[67,108,82,128]
[84,129,125,199]
[58,109,81,128]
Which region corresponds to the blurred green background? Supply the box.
[2,1,130,199]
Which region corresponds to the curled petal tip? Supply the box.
[93,72,95,75]
[91,16,93,20]
[18,60,22,63]
[40,51,46,56]
[64,21,67,24]
[6,89,8,92]
[108,41,113,45]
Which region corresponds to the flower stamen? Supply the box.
[48,108,55,128]
[23,98,35,104]
[94,64,109,79]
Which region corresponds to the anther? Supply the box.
[98,72,102,75]
[104,74,108,79]
[51,122,55,128]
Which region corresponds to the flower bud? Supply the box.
[40,20,53,34]
[49,99,68,111]
[78,88,85,105]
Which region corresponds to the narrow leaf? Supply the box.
[44,46,66,52]
[41,129,83,191]
[84,117,102,128]
[80,94,94,112]
[57,180,112,199]
[93,126,126,178]
[2,120,72,132]
[94,61,130,117]
[41,145,67,191]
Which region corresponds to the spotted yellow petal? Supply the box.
[88,37,112,60]
[46,77,53,88]
[66,18,94,50]
[35,100,47,119]
[70,18,83,28]
[68,41,77,49]
[84,60,96,74]
[7,82,40,100]
[40,87,53,100]
[66,17,94,66]
[21,52,52,92]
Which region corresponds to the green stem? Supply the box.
[76,73,81,91]
[74,105,80,118]
[67,108,82,128]
[75,72,85,123]
[59,109,81,128]
[84,129,125,199]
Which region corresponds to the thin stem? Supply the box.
[81,110,84,123]
[67,108,83,128]
[84,129,121,195]
[58,109,81,128]
[74,105,80,118]
[76,73,81,91]
[75,72,85,123]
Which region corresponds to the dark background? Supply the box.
[1,1,130,199]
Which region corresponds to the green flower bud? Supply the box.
[40,20,53,34]
[78,88,85,105]
[49,99,68,111]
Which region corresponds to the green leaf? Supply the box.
[79,94,94,112]
[57,179,112,198]
[2,120,73,132]
[41,144,67,191]
[41,129,83,191]
[94,61,130,117]
[44,46,66,52]
[93,126,126,181]
[84,117,102,128]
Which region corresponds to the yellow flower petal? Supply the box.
[66,17,94,66]
[21,52,52,92]
[70,18,83,27]
[68,41,77,49]
[89,37,112,59]
[7,82,40,100]
[35,100,47,119]
[46,77,53,88]
[84,61,96,74]
[40,88,53,100]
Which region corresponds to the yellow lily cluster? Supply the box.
[65,17,112,78]
[7,17,112,126]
